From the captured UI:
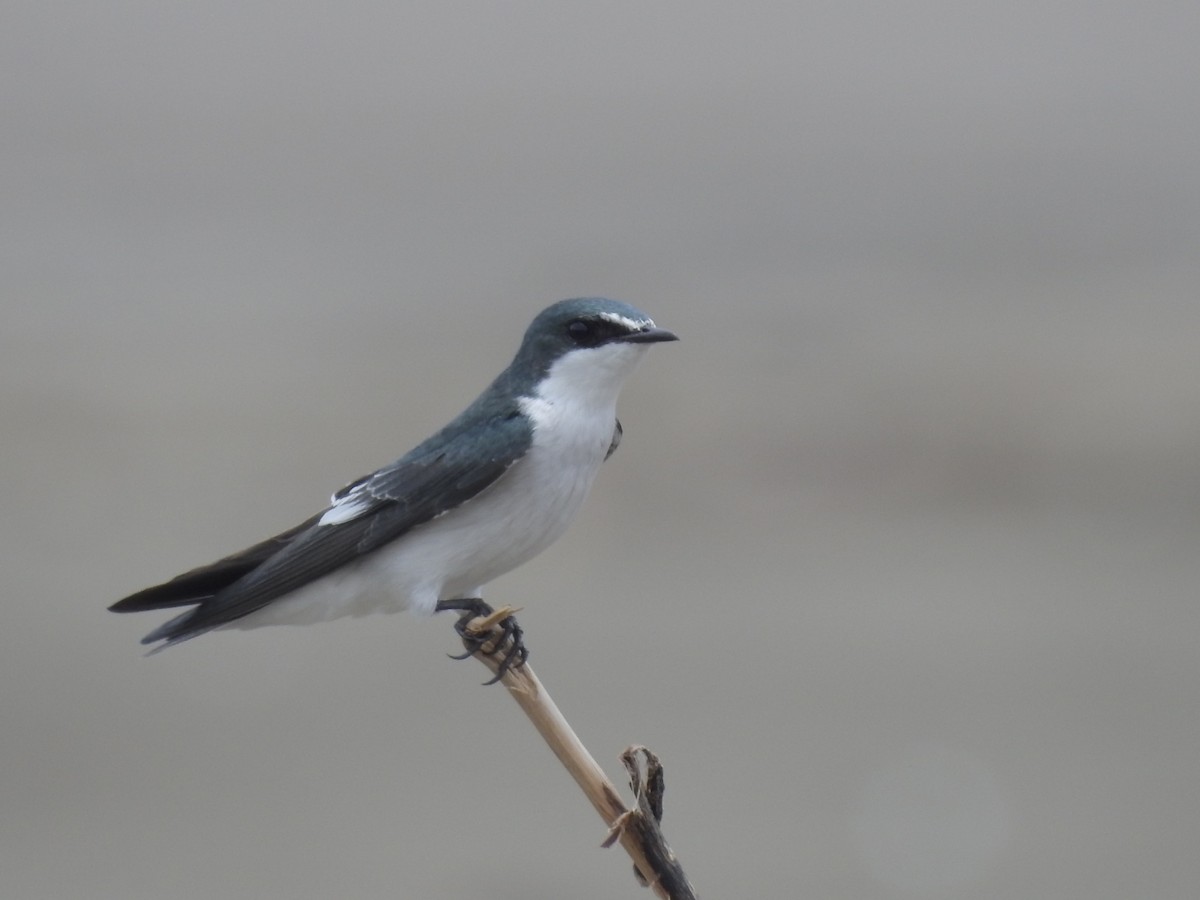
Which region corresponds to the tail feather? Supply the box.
[141,608,204,648]
[110,513,320,646]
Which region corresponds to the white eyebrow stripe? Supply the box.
[596,311,653,331]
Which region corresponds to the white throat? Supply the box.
[531,342,649,412]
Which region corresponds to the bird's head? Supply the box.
[504,298,678,408]
[515,296,676,380]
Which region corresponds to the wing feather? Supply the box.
[120,409,532,647]
[109,515,320,612]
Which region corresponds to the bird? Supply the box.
[110,297,677,679]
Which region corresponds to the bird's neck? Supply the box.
[517,344,647,453]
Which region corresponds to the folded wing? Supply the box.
[111,409,532,648]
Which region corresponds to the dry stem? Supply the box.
[464,611,697,899]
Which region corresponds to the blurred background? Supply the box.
[4,3,1198,898]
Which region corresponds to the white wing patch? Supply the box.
[318,483,375,526]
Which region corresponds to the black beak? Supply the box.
[622,326,679,344]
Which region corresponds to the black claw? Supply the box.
[435,598,529,684]
[490,632,526,683]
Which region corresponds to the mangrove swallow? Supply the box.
[110,298,677,674]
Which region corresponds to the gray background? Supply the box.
[4,3,1199,898]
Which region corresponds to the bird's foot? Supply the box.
[435,598,529,684]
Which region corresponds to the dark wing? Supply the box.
[109,515,321,612]
[605,418,622,460]
[114,410,532,648]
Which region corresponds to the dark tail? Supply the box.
[110,514,319,646]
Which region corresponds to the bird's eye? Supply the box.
[567,319,592,343]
